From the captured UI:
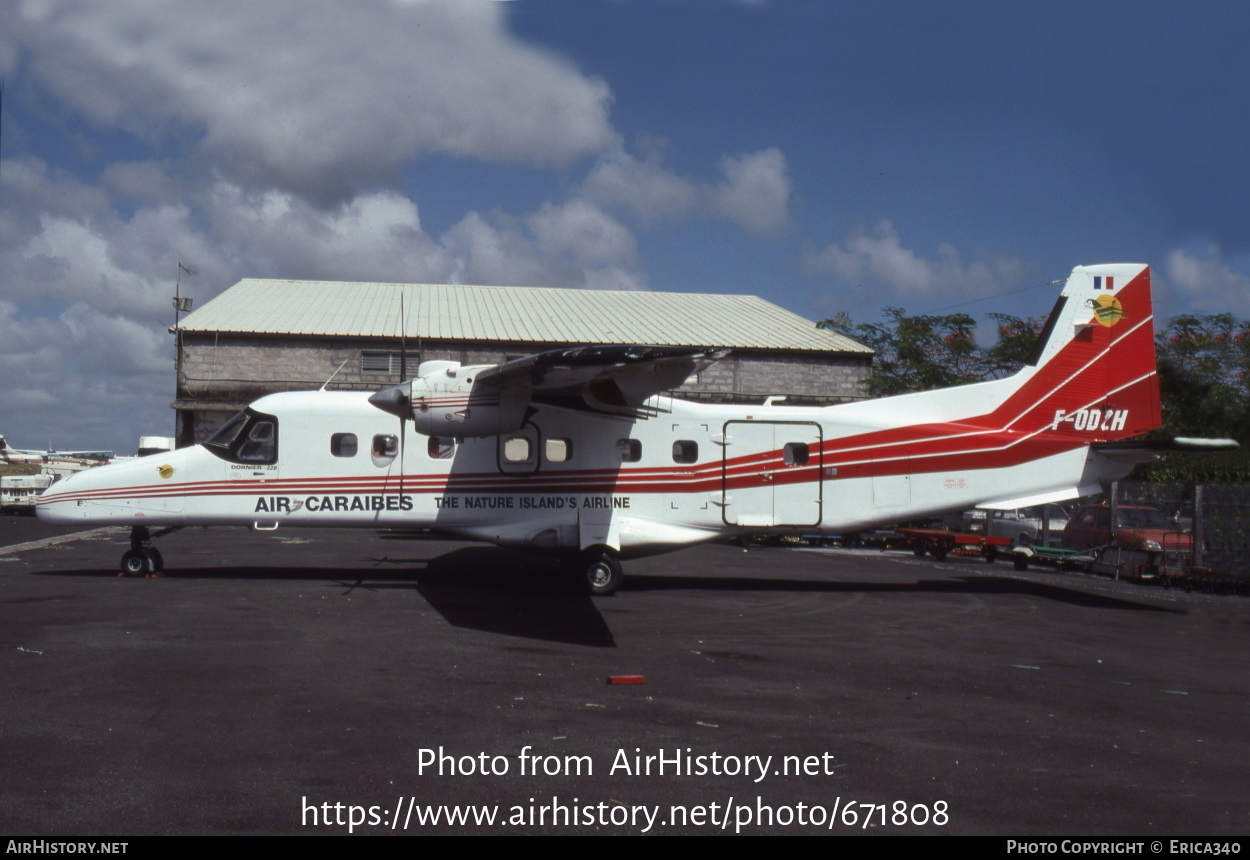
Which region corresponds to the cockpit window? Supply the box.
[204,411,249,451]
[203,409,279,465]
[237,421,276,462]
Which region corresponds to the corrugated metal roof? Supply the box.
[178,279,871,353]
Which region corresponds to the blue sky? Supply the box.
[2,0,1249,452]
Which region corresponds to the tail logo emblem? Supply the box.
[1090,294,1125,327]
[158,465,174,479]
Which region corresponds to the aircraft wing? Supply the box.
[369,344,730,435]
[475,344,729,410]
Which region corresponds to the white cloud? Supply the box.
[10,0,616,203]
[441,203,646,291]
[1165,246,1250,316]
[202,183,456,284]
[709,148,791,237]
[583,141,791,235]
[1,157,223,321]
[582,143,701,225]
[0,300,173,452]
[804,219,1030,298]
[527,198,637,267]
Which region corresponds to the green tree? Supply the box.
[1135,314,1250,481]
[818,309,1042,396]
[1154,313,1250,438]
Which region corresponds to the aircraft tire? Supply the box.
[581,547,623,597]
[120,550,149,576]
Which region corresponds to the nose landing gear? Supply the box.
[118,526,177,577]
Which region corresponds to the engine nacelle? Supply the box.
[370,361,530,438]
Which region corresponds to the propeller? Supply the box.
[396,291,412,499]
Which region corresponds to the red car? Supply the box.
[1061,502,1191,552]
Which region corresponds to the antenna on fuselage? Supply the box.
[320,359,350,391]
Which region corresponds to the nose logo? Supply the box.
[158,465,174,479]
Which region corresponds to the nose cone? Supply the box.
[368,383,412,419]
[35,470,88,523]
[36,453,191,525]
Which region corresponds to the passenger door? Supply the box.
[721,421,822,527]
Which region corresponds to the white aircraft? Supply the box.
[0,437,44,465]
[0,436,112,465]
[38,263,1174,593]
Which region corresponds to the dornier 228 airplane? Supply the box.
[38,263,1177,594]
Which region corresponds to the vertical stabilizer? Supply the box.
[1014,263,1160,443]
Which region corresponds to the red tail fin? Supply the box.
[1017,263,1160,444]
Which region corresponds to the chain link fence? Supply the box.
[1117,481,1249,580]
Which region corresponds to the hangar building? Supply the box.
[172,279,872,446]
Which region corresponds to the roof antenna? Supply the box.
[320,359,350,391]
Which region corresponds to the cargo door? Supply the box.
[721,421,822,527]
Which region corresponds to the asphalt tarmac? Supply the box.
[1,516,1246,836]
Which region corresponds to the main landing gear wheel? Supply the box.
[575,547,624,596]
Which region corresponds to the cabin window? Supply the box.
[546,438,572,463]
[617,439,641,463]
[504,435,533,464]
[203,409,279,465]
[672,440,698,464]
[783,442,810,467]
[370,434,399,468]
[428,437,455,460]
[331,433,358,458]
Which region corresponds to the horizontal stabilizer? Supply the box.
[1091,437,1240,459]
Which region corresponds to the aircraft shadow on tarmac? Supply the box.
[624,571,1183,613]
[37,542,1179,647]
[39,546,619,647]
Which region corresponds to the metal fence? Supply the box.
[1117,480,1249,578]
